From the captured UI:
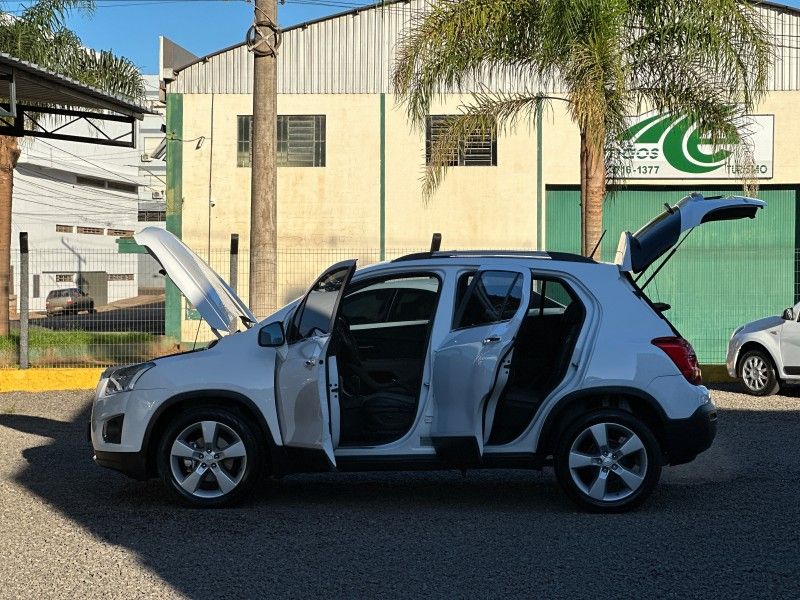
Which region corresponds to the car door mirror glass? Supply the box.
[259,322,286,347]
[782,307,795,321]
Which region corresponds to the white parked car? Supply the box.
[727,302,800,396]
[90,193,764,512]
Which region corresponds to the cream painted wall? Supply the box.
[174,89,800,341]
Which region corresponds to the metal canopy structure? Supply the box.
[0,52,148,148]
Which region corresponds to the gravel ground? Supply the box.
[0,386,798,599]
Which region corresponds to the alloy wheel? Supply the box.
[568,422,648,503]
[741,355,769,392]
[169,420,248,499]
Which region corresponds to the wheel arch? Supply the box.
[538,387,668,458]
[736,340,780,375]
[142,389,280,478]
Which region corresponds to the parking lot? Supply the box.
[0,386,798,599]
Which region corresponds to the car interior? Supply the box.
[487,277,586,445]
[332,274,440,446]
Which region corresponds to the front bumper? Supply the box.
[662,402,718,465]
[94,449,149,480]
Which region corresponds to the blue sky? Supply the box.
[6,0,367,73]
[7,0,800,74]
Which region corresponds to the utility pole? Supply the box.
[247,0,280,318]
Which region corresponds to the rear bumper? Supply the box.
[662,402,718,465]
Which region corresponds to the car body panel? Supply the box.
[134,227,256,336]
[430,266,531,454]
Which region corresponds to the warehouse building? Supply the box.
[160,0,800,363]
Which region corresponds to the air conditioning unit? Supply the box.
[141,153,152,162]
[151,190,164,200]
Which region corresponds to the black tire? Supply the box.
[157,406,262,508]
[737,349,780,396]
[554,409,662,513]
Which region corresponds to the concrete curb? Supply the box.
[1,364,735,393]
[0,368,104,393]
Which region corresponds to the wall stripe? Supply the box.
[379,93,386,260]
[165,93,183,342]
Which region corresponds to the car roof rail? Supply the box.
[391,249,594,263]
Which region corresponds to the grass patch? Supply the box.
[0,329,156,351]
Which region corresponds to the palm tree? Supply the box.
[0,0,144,335]
[393,0,770,257]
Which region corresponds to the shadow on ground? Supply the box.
[0,389,799,597]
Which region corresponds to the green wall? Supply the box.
[545,187,797,363]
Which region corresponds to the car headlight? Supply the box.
[104,362,155,395]
[731,326,744,339]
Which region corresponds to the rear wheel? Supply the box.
[738,350,779,396]
[157,406,262,507]
[554,409,662,513]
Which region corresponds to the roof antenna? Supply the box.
[430,233,442,253]
[589,230,606,260]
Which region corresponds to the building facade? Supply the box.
[162,0,800,362]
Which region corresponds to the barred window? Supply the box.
[108,273,134,281]
[55,224,73,233]
[138,210,166,222]
[55,274,73,283]
[426,115,497,167]
[237,115,252,167]
[237,115,326,168]
[278,115,325,167]
[77,226,104,235]
[107,229,134,237]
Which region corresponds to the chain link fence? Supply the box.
[1,244,796,368]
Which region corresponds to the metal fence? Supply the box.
[1,243,796,369]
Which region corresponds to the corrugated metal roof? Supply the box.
[168,0,800,95]
[0,52,148,118]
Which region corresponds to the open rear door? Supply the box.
[615,193,766,273]
[275,260,356,465]
[430,267,531,462]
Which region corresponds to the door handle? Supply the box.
[482,335,501,345]
[305,358,316,368]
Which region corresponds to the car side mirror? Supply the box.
[782,307,795,321]
[258,322,286,347]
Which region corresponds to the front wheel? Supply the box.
[554,409,662,513]
[157,406,262,507]
[738,350,780,396]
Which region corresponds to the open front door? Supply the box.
[275,260,356,465]
[430,267,531,460]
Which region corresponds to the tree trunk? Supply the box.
[580,131,606,258]
[0,135,20,337]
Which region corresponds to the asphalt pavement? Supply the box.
[0,386,797,599]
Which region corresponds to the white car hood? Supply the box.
[739,315,784,335]
[134,227,256,336]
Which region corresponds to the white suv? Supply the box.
[90,194,764,512]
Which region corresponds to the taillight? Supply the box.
[652,336,702,385]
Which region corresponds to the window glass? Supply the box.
[455,270,523,329]
[292,265,351,340]
[237,115,252,167]
[529,279,575,315]
[341,289,394,325]
[388,288,438,322]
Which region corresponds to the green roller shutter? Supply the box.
[545,187,797,363]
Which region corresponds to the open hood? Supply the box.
[134,227,256,336]
[615,193,766,273]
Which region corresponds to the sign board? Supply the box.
[610,113,773,179]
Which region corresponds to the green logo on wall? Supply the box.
[620,113,737,174]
